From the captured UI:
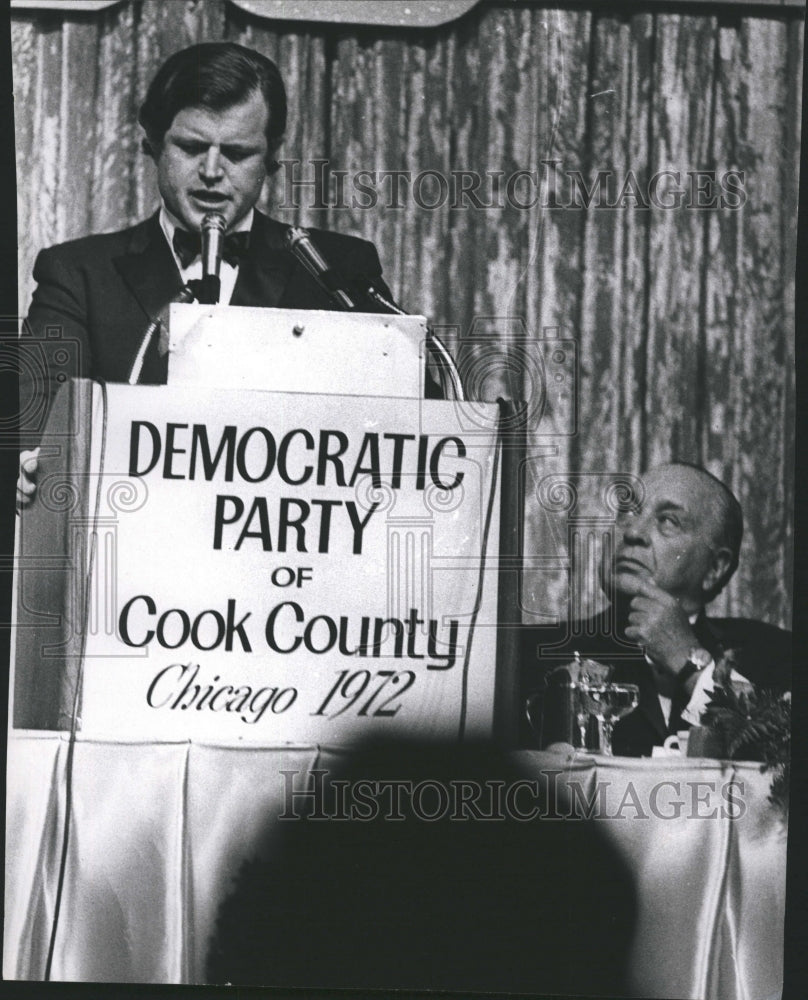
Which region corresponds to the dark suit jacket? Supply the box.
[19,210,403,446]
[520,609,792,756]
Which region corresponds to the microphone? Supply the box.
[199,211,226,305]
[284,226,358,310]
[353,276,406,315]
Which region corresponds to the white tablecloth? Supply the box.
[4,733,787,996]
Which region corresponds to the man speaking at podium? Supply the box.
[18,42,394,504]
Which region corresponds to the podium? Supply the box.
[14,305,524,744]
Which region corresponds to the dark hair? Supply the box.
[207,740,636,994]
[138,42,287,171]
[669,461,744,598]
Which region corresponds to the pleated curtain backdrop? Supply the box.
[12,0,801,626]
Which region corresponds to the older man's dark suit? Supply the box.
[19,210,396,446]
[521,609,792,756]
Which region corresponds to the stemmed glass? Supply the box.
[573,683,592,751]
[579,683,640,756]
[573,659,613,752]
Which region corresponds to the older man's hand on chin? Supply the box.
[617,572,700,698]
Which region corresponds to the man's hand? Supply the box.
[619,574,697,695]
[16,448,40,511]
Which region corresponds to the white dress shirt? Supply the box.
[159,204,253,306]
[680,659,747,726]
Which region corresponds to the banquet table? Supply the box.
[3,731,787,997]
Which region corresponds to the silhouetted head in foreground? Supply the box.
[207,739,636,994]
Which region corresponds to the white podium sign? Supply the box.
[78,384,501,742]
[168,303,428,398]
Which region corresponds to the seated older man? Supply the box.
[521,463,792,756]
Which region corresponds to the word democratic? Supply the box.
[128,421,467,553]
[128,422,466,489]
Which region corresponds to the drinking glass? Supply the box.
[579,683,640,756]
[573,662,612,751]
[572,683,592,750]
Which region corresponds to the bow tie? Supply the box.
[172,228,251,269]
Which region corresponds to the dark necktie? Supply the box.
[172,228,251,269]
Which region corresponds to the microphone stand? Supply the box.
[129,212,226,384]
[127,283,198,386]
[284,226,464,401]
[359,281,465,402]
